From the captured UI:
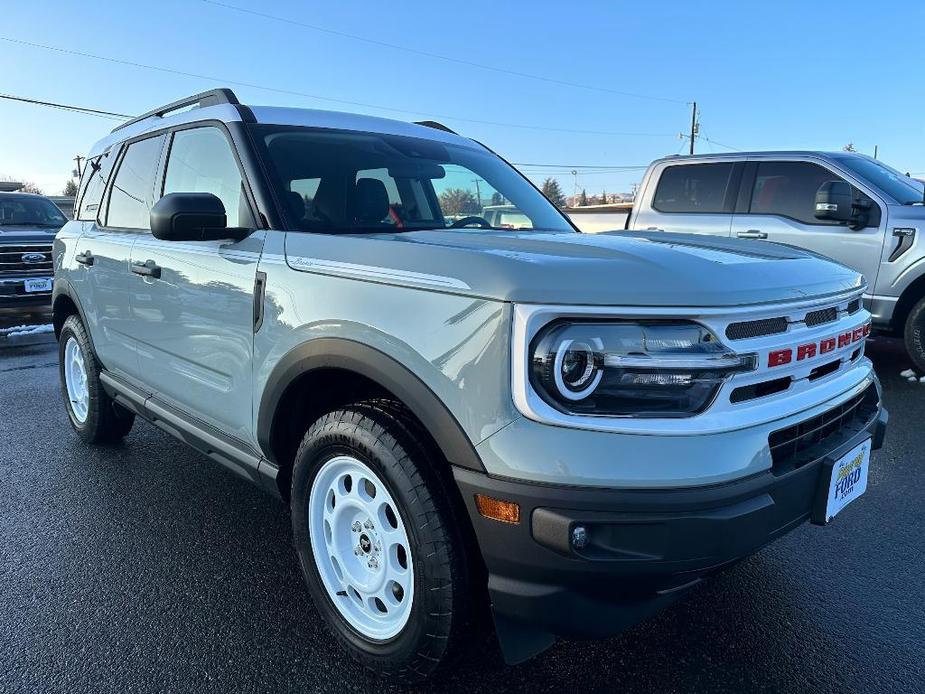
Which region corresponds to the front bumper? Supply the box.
[454,388,887,662]
[0,276,53,313]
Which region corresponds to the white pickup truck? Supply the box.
[622,151,925,371]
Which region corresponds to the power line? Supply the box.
[0,36,677,140]
[200,0,688,106]
[0,92,131,120]
[0,90,660,175]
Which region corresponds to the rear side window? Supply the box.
[653,163,734,213]
[76,150,117,222]
[106,135,166,229]
[748,161,879,227]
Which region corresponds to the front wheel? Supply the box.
[904,296,925,373]
[290,401,473,684]
[58,315,135,444]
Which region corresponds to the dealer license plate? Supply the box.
[823,439,871,522]
[24,278,52,293]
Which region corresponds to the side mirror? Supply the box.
[814,180,854,224]
[150,193,249,242]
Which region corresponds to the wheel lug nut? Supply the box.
[354,545,362,556]
[352,521,361,533]
[364,520,374,530]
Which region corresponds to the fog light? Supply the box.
[571,525,588,549]
[475,494,520,524]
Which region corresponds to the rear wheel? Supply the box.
[58,315,135,443]
[904,296,925,373]
[291,401,472,683]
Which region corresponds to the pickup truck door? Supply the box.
[127,126,265,442]
[730,160,885,288]
[631,161,738,237]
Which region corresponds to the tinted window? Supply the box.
[0,196,68,228]
[107,136,165,229]
[254,125,571,234]
[76,151,117,222]
[653,163,733,213]
[748,162,871,226]
[162,127,251,228]
[831,155,924,205]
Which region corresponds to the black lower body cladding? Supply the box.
[453,399,887,663]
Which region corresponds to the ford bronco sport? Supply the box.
[53,90,887,683]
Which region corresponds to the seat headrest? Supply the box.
[285,191,306,221]
[352,178,390,224]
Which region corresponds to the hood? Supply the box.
[284,229,864,307]
[0,226,61,243]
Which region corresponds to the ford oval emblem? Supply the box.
[22,252,46,264]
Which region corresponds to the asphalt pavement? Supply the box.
[1,331,923,694]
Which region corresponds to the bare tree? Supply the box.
[19,182,43,194]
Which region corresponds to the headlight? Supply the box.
[530,321,756,417]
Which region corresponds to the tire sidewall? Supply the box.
[291,418,444,667]
[905,298,925,372]
[58,316,102,439]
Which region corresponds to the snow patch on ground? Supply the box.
[899,368,925,383]
[0,323,54,338]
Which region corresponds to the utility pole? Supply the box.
[73,155,85,179]
[471,178,482,209]
[873,145,879,159]
[688,101,698,155]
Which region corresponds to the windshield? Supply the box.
[832,155,924,205]
[0,196,68,227]
[253,125,574,234]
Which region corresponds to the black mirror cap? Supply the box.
[814,180,854,223]
[150,192,246,242]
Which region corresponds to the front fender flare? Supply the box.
[256,337,485,472]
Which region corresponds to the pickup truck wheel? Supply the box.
[58,315,135,443]
[904,296,925,373]
[291,401,471,684]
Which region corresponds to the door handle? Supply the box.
[75,251,94,266]
[131,259,161,279]
[737,230,768,239]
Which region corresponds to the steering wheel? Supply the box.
[450,215,492,229]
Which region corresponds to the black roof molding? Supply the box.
[414,120,457,134]
[111,88,240,133]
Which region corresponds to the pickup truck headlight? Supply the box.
[530,321,756,417]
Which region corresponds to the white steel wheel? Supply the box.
[308,455,415,641]
[63,336,90,423]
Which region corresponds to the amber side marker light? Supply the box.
[475,494,520,524]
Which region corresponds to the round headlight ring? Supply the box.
[552,339,603,401]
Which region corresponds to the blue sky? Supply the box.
[2,0,924,196]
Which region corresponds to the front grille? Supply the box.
[768,385,877,471]
[726,316,788,340]
[847,298,861,314]
[0,244,53,276]
[805,306,838,327]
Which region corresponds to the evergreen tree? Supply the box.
[63,179,78,196]
[579,189,589,206]
[540,177,566,208]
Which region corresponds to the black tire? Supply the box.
[290,400,473,684]
[58,314,135,444]
[904,296,925,373]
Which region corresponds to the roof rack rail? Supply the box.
[414,120,457,134]
[111,88,240,133]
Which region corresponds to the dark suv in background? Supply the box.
[0,192,67,319]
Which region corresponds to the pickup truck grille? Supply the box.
[0,244,53,276]
[768,384,877,471]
